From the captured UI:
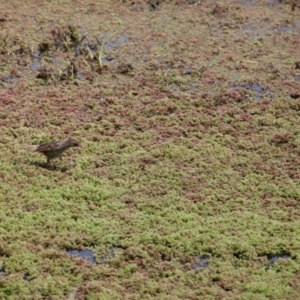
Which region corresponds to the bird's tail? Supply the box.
[24,144,39,152]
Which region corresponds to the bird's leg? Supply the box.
[47,158,54,169]
[60,155,63,161]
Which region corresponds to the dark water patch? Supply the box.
[104,34,129,50]
[272,22,300,33]
[277,25,290,33]
[293,75,300,81]
[1,75,19,84]
[170,84,180,92]
[32,51,41,58]
[266,252,291,270]
[240,0,260,6]
[241,0,281,6]
[67,247,123,265]
[101,55,114,65]
[193,256,210,270]
[94,34,128,52]
[76,71,85,81]
[189,84,200,92]
[268,254,291,263]
[67,249,96,264]
[231,82,269,100]
[245,83,266,98]
[240,0,282,7]
[183,66,193,75]
[240,25,264,38]
[181,255,210,270]
[31,61,41,72]
[186,0,201,4]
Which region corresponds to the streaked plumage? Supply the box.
[35,138,79,165]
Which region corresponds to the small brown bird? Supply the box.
[34,138,79,165]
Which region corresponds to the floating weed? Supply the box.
[1,0,300,298]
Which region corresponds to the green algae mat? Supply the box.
[1,0,300,299]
